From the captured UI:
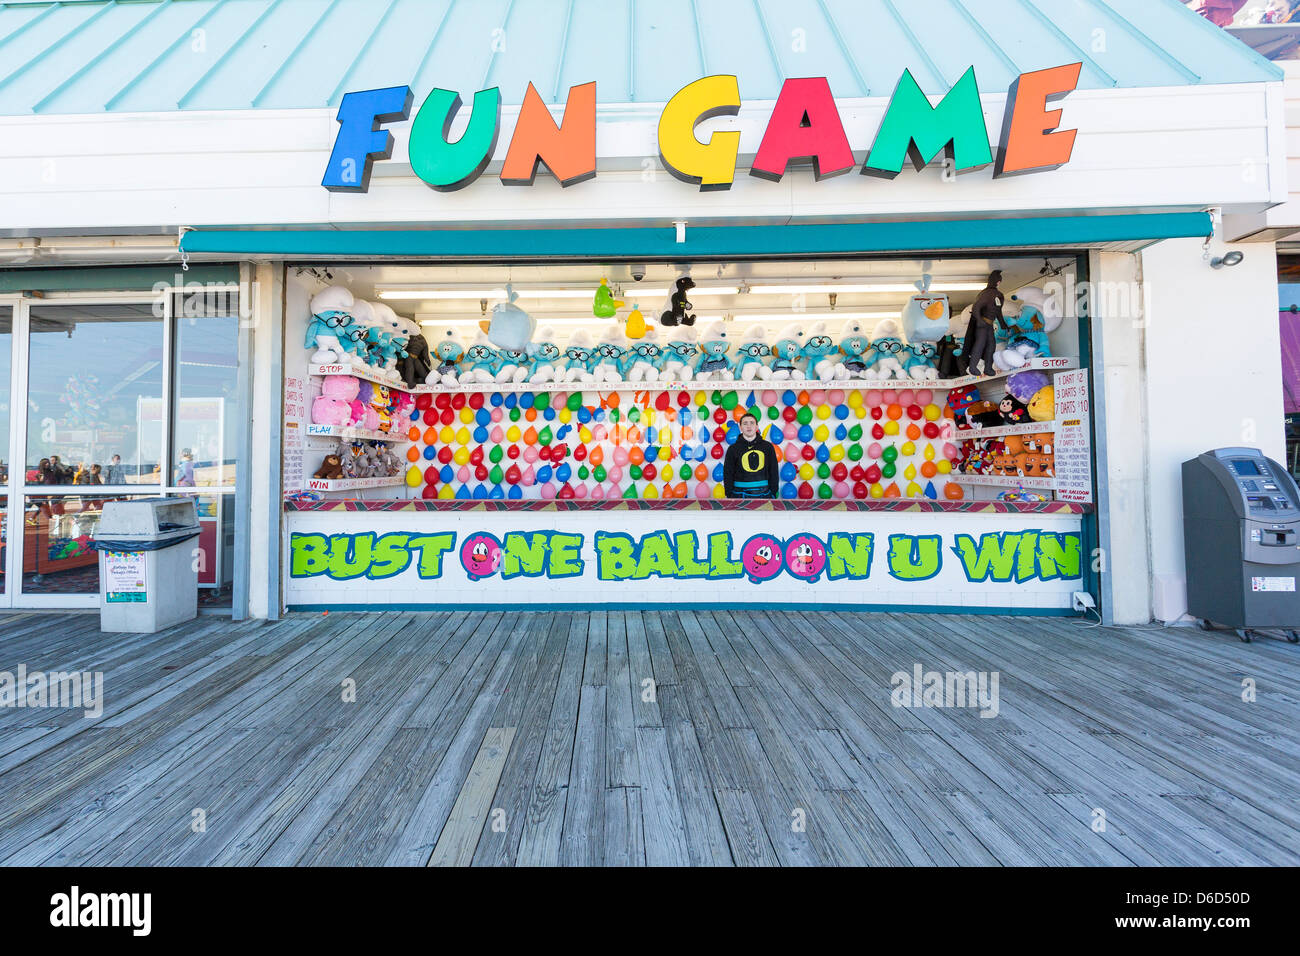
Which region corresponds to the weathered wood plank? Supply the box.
[429,726,517,867]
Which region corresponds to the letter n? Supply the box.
[501,82,597,186]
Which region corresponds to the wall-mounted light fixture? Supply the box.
[1210,251,1245,269]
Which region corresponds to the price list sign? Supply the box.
[284,375,306,492]
[1053,369,1093,504]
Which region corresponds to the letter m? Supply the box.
[862,66,992,178]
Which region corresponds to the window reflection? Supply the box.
[173,295,240,487]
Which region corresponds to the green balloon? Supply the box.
[567,392,583,411]
[848,424,863,441]
[609,408,620,423]
[818,482,833,500]
[622,484,638,499]
[628,408,641,423]
[817,462,831,479]
[882,462,897,479]
[538,426,553,445]
[533,392,550,410]
[746,406,760,421]
[488,445,503,463]
[679,463,692,480]
[630,464,642,481]
[721,391,739,410]
[766,406,779,420]
[489,464,503,484]
[578,465,590,480]
[796,406,813,426]
[847,444,864,461]
[883,445,898,463]
[509,407,521,421]
[710,390,723,406]
[593,464,607,482]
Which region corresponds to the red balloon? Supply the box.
[852,481,869,499]
[469,446,484,465]
[865,464,882,484]
[474,464,489,481]
[467,392,484,409]
[440,408,455,426]
[642,463,658,481]
[423,409,439,426]
[574,444,588,461]
[801,445,816,461]
[423,466,438,483]
[870,407,883,421]
[797,482,814,500]
[850,464,867,482]
[782,406,798,423]
[655,393,671,410]
[551,443,569,460]
[831,462,848,481]
[712,426,727,443]
[871,423,885,440]
[676,391,691,407]
[713,407,727,424]
[506,444,520,459]
[907,404,923,421]
[415,393,433,410]
[437,446,453,464]
[923,422,940,439]
[505,464,521,484]
[434,393,451,410]
[558,482,575,499]
[711,443,725,459]
[421,484,438,499]
[538,445,553,462]
[450,393,466,409]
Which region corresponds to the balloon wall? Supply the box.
[406,386,966,502]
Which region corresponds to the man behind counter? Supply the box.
[723,412,779,499]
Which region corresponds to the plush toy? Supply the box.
[336,440,364,479]
[625,325,661,383]
[527,326,562,384]
[998,394,1031,425]
[1006,370,1050,404]
[485,285,536,353]
[801,321,838,382]
[966,400,1004,429]
[660,325,699,382]
[560,328,598,383]
[932,334,964,379]
[660,277,696,327]
[902,272,950,344]
[312,375,361,426]
[370,302,410,380]
[734,325,771,381]
[463,330,501,384]
[834,319,872,380]
[864,318,908,380]
[994,288,1061,371]
[593,278,624,319]
[378,445,403,478]
[389,391,415,434]
[356,381,395,433]
[426,328,466,386]
[397,317,433,389]
[592,325,628,383]
[1028,385,1055,422]
[901,341,940,381]
[313,454,344,480]
[624,304,647,339]
[768,325,807,380]
[306,286,356,364]
[495,344,531,384]
[693,321,733,381]
[947,384,981,429]
[1024,432,1055,456]
[345,300,381,369]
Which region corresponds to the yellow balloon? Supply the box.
[884,420,900,436]
[855,406,868,419]
[579,425,592,442]
[937,459,952,474]
[815,404,831,420]
[642,410,655,426]
[455,426,471,445]
[924,403,941,421]
[814,425,830,442]
[405,466,422,487]
[904,463,917,480]
[829,444,846,461]
[438,484,455,499]
[643,483,659,499]
[453,447,470,465]
[712,483,726,499]
[906,480,923,498]
[558,408,572,423]
[694,390,708,405]
[507,425,521,443]
[660,445,674,462]
[902,441,916,457]
[924,443,936,461]
[439,425,456,444]
[847,391,864,408]
[799,463,815,481]
[458,406,474,424]
[869,482,885,499]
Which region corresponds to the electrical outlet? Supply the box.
[1072,591,1096,612]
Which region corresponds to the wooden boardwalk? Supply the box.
[1,609,1298,866]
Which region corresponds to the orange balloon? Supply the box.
[694,464,708,481]
[884,482,902,499]
[944,481,965,500]
[629,446,645,465]
[906,423,921,441]
[525,407,537,421]
[626,426,643,443]
[423,426,438,444]
[732,407,746,422]
[605,393,620,408]
[773,446,784,463]
[406,446,420,463]
[921,461,938,478]
[673,482,687,498]
[663,408,676,422]
[589,445,604,465]
[524,426,538,445]
[887,404,903,421]
[797,390,811,405]
[408,426,421,441]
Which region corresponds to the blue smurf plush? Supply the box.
[625,325,661,382]
[306,285,356,364]
[768,323,807,380]
[463,330,501,384]
[659,325,698,382]
[902,340,940,381]
[734,324,771,381]
[693,321,734,381]
[527,325,562,384]
[994,286,1061,371]
[901,271,950,344]
[833,317,872,380]
[802,321,839,382]
[560,328,597,383]
[486,284,536,353]
[426,328,465,386]
[592,325,628,383]
[864,318,908,380]
[371,302,411,382]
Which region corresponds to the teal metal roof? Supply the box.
[0,0,1282,115]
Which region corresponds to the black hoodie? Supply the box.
[723,434,779,498]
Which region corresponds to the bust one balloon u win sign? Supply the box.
[322,64,1082,192]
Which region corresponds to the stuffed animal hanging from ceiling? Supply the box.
[660,276,696,327]
[593,278,624,319]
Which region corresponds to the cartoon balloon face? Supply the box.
[460,532,503,581]
[784,534,827,582]
[741,535,784,583]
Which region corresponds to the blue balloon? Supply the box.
[475,408,491,426]
[422,445,436,460]
[797,424,814,443]
[489,484,505,499]
[834,404,849,420]
[725,423,739,444]
[698,426,709,444]
[507,484,523,500]
[455,484,472,499]
[816,444,830,462]
[782,390,797,406]
[518,392,534,409]
[577,406,592,423]
[768,425,783,443]
[504,393,518,409]
[490,392,504,407]
[678,408,693,425]
[835,424,847,441]
[644,445,658,463]
[537,464,553,484]
[556,463,572,483]
[440,465,454,483]
[781,482,798,499]
[592,408,605,422]
[924,481,937,500]
[472,483,489,499]
[780,462,798,481]
[472,426,489,443]
[712,463,726,482]
[645,426,657,445]
[556,424,571,440]
[543,407,556,420]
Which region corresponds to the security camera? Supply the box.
[630,265,646,282]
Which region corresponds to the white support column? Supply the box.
[247,262,284,619]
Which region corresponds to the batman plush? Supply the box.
[933,334,964,379]
[398,332,433,389]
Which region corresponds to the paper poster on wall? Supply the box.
[284,375,306,492]
[103,551,147,603]
[1053,369,1092,504]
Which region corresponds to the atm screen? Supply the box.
[1232,460,1263,476]
[1247,495,1275,510]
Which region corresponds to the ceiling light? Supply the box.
[746,282,985,295]
[384,286,740,301]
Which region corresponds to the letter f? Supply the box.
[322,86,415,192]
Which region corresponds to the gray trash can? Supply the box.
[94,498,201,633]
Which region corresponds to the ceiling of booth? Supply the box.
[0,0,1279,116]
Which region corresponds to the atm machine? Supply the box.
[1182,447,1300,642]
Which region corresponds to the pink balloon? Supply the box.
[542,484,559,500]
[613,446,630,466]
[782,422,799,440]
[607,464,624,482]
[522,465,536,486]
[522,445,539,463]
[608,482,622,497]
[898,389,915,407]
[810,389,827,405]
[834,481,850,499]
[590,485,605,500]
[761,390,778,405]
[490,426,504,443]
[915,389,933,406]
[592,424,607,441]
[490,407,504,422]
[694,482,711,499]
[551,392,567,407]
[866,390,883,407]
[867,442,883,460]
[574,483,589,499]
[828,389,845,405]
[456,465,471,483]
[943,443,959,460]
